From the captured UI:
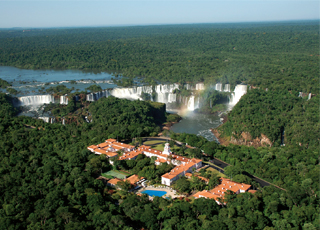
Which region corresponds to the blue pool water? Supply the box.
[141,190,167,197]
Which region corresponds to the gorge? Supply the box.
[16,82,247,111]
[2,67,248,141]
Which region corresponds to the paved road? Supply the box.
[142,137,285,190]
[210,157,230,169]
[206,158,285,190]
[142,137,184,147]
[205,163,273,188]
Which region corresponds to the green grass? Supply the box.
[152,144,164,151]
[150,143,181,152]
[101,174,114,179]
[144,140,166,145]
[102,170,130,179]
[206,167,227,178]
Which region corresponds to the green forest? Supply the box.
[0,21,319,229]
[0,21,318,93]
[218,89,319,148]
[0,93,319,229]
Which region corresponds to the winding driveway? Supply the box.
[142,137,285,190]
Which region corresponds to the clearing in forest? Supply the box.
[102,170,130,179]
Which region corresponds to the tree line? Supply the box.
[0,93,319,229]
[0,21,318,93]
[218,89,319,148]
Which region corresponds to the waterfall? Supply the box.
[154,84,179,103]
[86,90,110,101]
[136,85,153,95]
[60,95,68,105]
[215,83,222,91]
[195,96,200,109]
[229,85,247,105]
[38,117,50,123]
[38,117,55,123]
[224,84,231,92]
[186,95,200,111]
[111,87,141,100]
[187,96,195,110]
[185,83,204,91]
[195,83,205,91]
[185,84,191,90]
[62,118,65,125]
[85,83,206,107]
[88,84,179,103]
[168,93,177,103]
[17,95,55,106]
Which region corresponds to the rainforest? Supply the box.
[0,21,319,230]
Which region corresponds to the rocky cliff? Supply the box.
[212,129,273,147]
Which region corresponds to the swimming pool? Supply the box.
[141,190,167,197]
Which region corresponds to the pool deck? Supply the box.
[136,186,183,199]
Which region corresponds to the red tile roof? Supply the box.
[193,178,252,202]
[162,161,198,180]
[193,190,222,200]
[105,152,118,157]
[110,142,135,150]
[185,173,193,177]
[97,142,109,148]
[119,150,143,160]
[108,178,122,186]
[124,175,144,185]
[94,149,107,154]
[106,138,117,143]
[155,158,167,163]
[196,175,209,183]
[87,145,98,151]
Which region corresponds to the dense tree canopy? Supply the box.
[88,96,166,140]
[0,21,318,93]
[0,78,11,88]
[218,89,319,148]
[0,20,319,229]
[0,93,319,229]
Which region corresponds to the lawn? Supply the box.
[102,170,130,179]
[150,143,181,152]
[152,144,164,151]
[143,140,166,146]
[206,167,227,178]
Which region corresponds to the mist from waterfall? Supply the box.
[15,82,246,114]
[85,82,246,111]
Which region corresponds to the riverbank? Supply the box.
[211,128,230,146]
[211,128,273,148]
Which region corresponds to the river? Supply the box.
[168,110,221,142]
[1,66,234,142]
[0,66,119,96]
